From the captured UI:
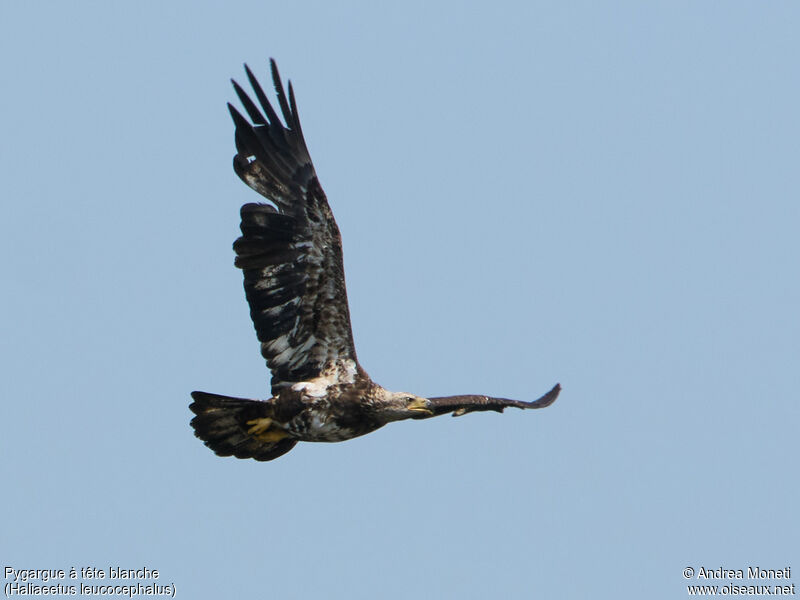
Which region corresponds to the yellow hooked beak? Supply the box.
[407,397,434,416]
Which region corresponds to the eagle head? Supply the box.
[377,391,434,421]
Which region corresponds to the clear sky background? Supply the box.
[2,2,798,598]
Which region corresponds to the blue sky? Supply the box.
[2,2,798,598]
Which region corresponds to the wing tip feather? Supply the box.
[529,383,561,409]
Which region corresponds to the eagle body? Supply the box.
[190,60,560,461]
[272,360,401,442]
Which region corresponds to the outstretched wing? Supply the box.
[228,60,359,395]
[426,383,561,417]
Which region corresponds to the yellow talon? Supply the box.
[246,417,273,435]
[246,417,290,442]
[255,429,289,442]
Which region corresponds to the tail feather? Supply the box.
[189,391,297,461]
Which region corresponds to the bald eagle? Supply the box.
[190,59,560,461]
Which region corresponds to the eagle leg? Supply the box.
[246,417,290,442]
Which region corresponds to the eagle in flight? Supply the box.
[190,59,560,461]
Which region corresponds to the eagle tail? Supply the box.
[189,391,297,461]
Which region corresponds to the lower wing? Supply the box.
[425,383,561,417]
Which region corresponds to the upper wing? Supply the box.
[228,60,359,395]
[425,383,561,417]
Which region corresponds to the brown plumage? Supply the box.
[190,59,560,461]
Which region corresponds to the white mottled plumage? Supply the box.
[290,358,358,398]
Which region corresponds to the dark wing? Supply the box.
[426,383,561,417]
[228,60,359,395]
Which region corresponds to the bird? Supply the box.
[190,59,561,461]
